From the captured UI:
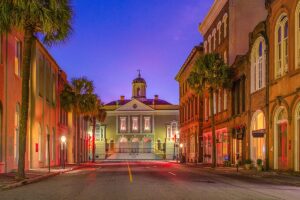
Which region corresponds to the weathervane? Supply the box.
[137,69,141,77]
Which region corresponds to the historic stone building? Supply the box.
[266,0,300,171]
[198,0,267,165]
[176,45,204,163]
[101,72,179,160]
[177,0,300,172]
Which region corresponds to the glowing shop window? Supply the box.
[144,117,151,131]
[120,117,127,131]
[132,117,138,131]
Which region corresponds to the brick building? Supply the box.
[177,0,300,172]
[175,46,203,163]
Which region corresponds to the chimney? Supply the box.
[120,95,125,102]
[154,95,159,101]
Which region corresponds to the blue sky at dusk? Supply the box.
[47,0,214,104]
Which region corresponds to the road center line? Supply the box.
[127,162,133,183]
[168,172,176,176]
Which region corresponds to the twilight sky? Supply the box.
[47,0,214,104]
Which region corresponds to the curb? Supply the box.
[1,166,84,190]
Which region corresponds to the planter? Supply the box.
[257,165,263,172]
[245,164,251,170]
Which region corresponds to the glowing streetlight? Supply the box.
[61,136,67,169]
[180,143,183,148]
[61,135,67,143]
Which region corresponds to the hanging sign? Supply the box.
[252,129,265,138]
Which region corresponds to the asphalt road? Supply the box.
[1,161,300,200]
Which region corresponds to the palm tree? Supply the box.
[60,77,98,165]
[188,53,233,168]
[87,100,106,162]
[0,0,73,179]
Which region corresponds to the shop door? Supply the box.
[278,122,288,169]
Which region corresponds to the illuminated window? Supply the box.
[204,97,208,121]
[251,37,266,93]
[15,39,22,77]
[224,90,227,110]
[143,116,151,132]
[275,14,288,78]
[131,116,139,132]
[119,117,127,132]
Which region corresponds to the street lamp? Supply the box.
[179,143,183,163]
[61,136,67,169]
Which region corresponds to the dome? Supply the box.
[132,71,146,84]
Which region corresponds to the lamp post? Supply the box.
[47,133,50,173]
[179,143,183,163]
[61,136,67,169]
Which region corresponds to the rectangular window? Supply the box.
[167,125,171,140]
[119,116,127,133]
[204,98,208,121]
[218,90,222,113]
[39,56,44,97]
[224,90,227,110]
[131,116,139,132]
[0,34,2,64]
[242,78,246,112]
[143,116,152,132]
[52,73,56,104]
[15,39,22,77]
[213,92,217,114]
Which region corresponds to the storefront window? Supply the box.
[216,129,229,164]
[203,132,212,164]
[251,111,266,165]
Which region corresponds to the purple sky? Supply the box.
[47,0,213,104]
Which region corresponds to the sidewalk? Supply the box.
[0,164,83,190]
[171,161,300,187]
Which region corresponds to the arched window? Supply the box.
[137,87,140,96]
[274,107,288,169]
[14,103,20,163]
[223,13,228,38]
[204,41,208,54]
[217,21,222,44]
[212,29,216,51]
[208,35,212,53]
[295,2,300,69]
[275,14,288,78]
[251,37,266,93]
[295,103,300,171]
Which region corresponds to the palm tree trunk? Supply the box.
[209,88,217,168]
[77,115,80,165]
[17,28,34,179]
[92,117,96,163]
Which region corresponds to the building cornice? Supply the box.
[199,0,228,36]
[175,45,203,81]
